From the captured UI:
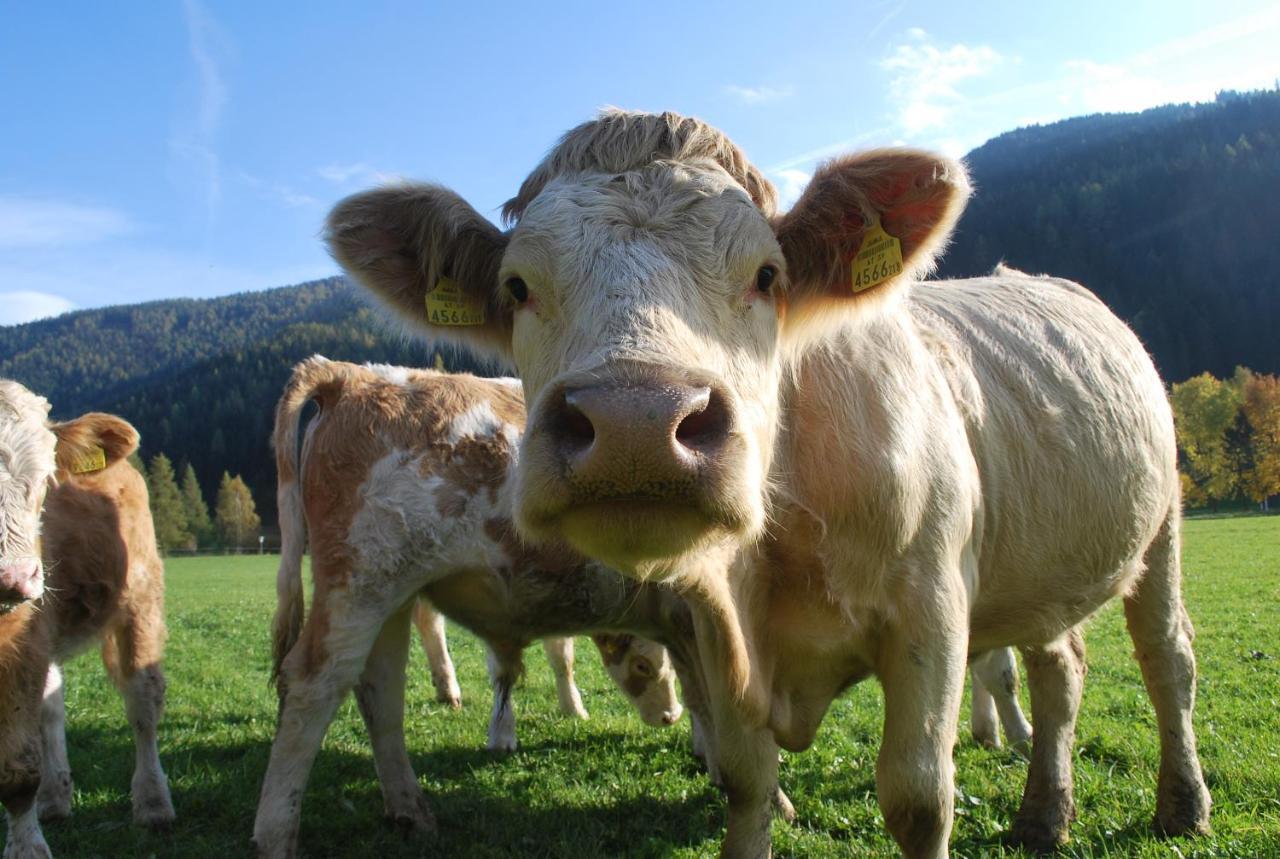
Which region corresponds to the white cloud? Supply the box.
[771,169,811,211]
[316,162,397,186]
[171,0,231,234]
[723,84,794,105]
[232,170,320,209]
[0,198,136,250]
[0,291,77,326]
[881,31,1004,134]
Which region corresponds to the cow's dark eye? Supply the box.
[633,659,654,678]
[755,265,777,294]
[505,277,529,303]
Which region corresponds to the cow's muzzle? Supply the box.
[0,557,43,613]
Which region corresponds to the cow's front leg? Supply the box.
[2,735,49,859]
[412,599,461,709]
[542,637,589,719]
[353,603,435,837]
[35,665,71,821]
[1012,627,1086,851]
[876,609,967,859]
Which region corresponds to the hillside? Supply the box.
[0,279,488,527]
[3,89,1278,530]
[938,88,1280,382]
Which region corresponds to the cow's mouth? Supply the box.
[0,596,29,615]
[555,497,735,576]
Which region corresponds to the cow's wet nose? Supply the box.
[553,382,730,487]
[0,557,42,605]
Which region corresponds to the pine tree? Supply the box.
[179,464,212,548]
[215,472,261,551]
[148,453,193,553]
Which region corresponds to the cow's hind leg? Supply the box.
[2,735,50,859]
[542,637,589,719]
[102,600,175,829]
[1124,517,1211,837]
[253,586,396,859]
[35,665,71,821]
[354,603,435,837]
[485,642,524,753]
[971,648,1032,755]
[1012,627,1085,852]
[412,598,461,709]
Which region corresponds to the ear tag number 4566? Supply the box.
[851,218,904,293]
[425,276,486,326]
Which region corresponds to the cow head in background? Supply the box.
[592,633,683,727]
[0,380,138,612]
[329,110,968,582]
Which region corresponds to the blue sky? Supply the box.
[2,0,1277,325]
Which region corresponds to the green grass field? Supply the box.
[6,516,1278,857]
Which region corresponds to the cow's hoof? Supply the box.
[2,838,54,859]
[36,797,71,823]
[133,797,177,831]
[1009,815,1070,854]
[486,737,517,754]
[250,835,297,859]
[387,795,437,839]
[1154,778,1211,838]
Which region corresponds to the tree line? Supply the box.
[139,453,262,553]
[1170,368,1280,511]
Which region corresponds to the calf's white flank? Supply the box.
[255,358,699,858]
[330,109,1211,857]
[1,381,173,859]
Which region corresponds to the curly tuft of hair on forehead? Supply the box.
[502,108,778,225]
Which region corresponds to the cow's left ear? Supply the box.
[773,149,969,328]
[51,413,139,476]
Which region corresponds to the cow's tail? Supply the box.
[270,355,345,687]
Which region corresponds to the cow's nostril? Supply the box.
[557,391,596,451]
[675,388,728,450]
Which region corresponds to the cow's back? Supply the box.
[909,271,1177,646]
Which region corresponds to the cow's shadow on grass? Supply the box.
[40,723,728,858]
[34,722,1211,858]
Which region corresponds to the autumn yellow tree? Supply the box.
[1240,371,1280,509]
[1170,372,1244,506]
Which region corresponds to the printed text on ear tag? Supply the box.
[70,446,107,474]
[425,276,486,326]
[851,219,904,293]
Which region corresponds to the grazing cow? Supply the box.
[329,109,1211,857]
[254,358,697,858]
[1,382,174,859]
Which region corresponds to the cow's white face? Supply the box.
[329,111,969,583]
[0,381,55,612]
[502,164,784,576]
[592,633,684,727]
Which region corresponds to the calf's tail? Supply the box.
[269,355,345,686]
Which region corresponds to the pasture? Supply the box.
[7,516,1278,857]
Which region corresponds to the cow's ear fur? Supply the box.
[51,413,139,475]
[773,149,969,337]
[326,184,513,364]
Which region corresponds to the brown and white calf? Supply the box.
[331,109,1210,857]
[254,358,692,858]
[1,381,173,859]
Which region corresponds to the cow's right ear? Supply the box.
[51,413,139,477]
[326,184,513,364]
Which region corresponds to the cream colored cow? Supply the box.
[330,110,1210,858]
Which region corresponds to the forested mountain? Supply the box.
[0,279,487,528]
[938,88,1280,382]
[2,89,1278,529]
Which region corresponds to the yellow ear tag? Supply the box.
[70,446,107,474]
[851,217,904,293]
[425,276,486,326]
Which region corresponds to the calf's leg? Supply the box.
[542,637,589,719]
[254,586,400,859]
[1124,518,1211,837]
[354,603,435,836]
[969,664,1000,749]
[970,648,1032,755]
[35,665,71,821]
[412,599,461,709]
[2,736,49,859]
[102,603,175,829]
[1012,627,1085,851]
[485,642,524,753]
